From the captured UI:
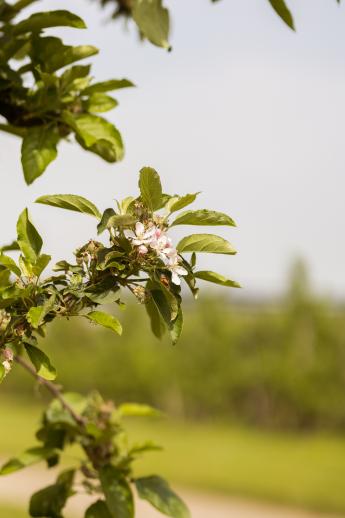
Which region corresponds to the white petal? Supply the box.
[132,238,143,246]
[176,266,188,276]
[135,221,145,236]
[171,272,181,285]
[124,230,135,239]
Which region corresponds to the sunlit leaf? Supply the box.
[24,343,57,380]
[132,0,170,49]
[86,311,122,335]
[194,270,241,288]
[21,126,59,184]
[135,476,190,518]
[177,234,236,255]
[36,194,101,219]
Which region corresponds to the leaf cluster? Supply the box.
[95,0,343,49]
[0,167,238,384]
[0,2,133,184]
[1,392,190,518]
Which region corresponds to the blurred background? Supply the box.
[1,0,345,516]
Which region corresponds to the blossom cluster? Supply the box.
[126,222,187,285]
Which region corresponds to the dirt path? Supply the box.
[0,466,339,518]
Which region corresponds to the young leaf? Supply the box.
[21,126,59,185]
[132,0,171,49]
[135,476,190,518]
[166,193,200,214]
[100,465,134,518]
[33,38,98,73]
[177,234,236,255]
[24,343,57,381]
[86,500,112,518]
[16,208,42,263]
[97,208,116,234]
[0,255,21,277]
[0,447,56,476]
[139,166,162,211]
[171,209,236,227]
[194,271,241,288]
[32,254,51,277]
[63,112,124,162]
[86,311,122,335]
[107,214,137,229]
[26,294,56,329]
[268,0,295,30]
[83,79,134,95]
[13,10,86,34]
[36,194,101,219]
[86,93,118,113]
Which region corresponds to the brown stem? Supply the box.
[15,355,86,427]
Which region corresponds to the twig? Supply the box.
[14,355,86,427]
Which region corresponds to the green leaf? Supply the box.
[29,469,75,518]
[107,214,136,228]
[135,476,190,518]
[145,298,165,339]
[21,126,59,184]
[0,241,20,253]
[83,79,134,95]
[13,10,86,34]
[171,209,236,227]
[268,0,295,30]
[0,365,5,384]
[97,208,116,234]
[0,447,56,476]
[166,193,200,214]
[139,166,162,211]
[16,209,42,263]
[86,93,118,113]
[85,501,112,518]
[194,271,241,288]
[31,36,98,73]
[32,254,51,277]
[118,403,161,417]
[177,234,236,255]
[86,311,122,335]
[0,255,21,277]
[63,112,124,162]
[26,294,56,329]
[170,308,183,345]
[100,465,134,518]
[36,194,101,219]
[132,0,170,49]
[24,343,57,380]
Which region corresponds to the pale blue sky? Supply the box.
[1,0,344,297]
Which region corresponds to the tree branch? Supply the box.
[14,355,86,427]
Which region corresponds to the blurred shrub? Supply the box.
[5,262,345,431]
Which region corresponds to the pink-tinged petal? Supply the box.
[135,221,145,236]
[155,228,162,238]
[144,226,157,238]
[138,245,148,255]
[132,238,143,246]
[171,272,181,285]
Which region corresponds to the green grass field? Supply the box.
[1,396,345,515]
